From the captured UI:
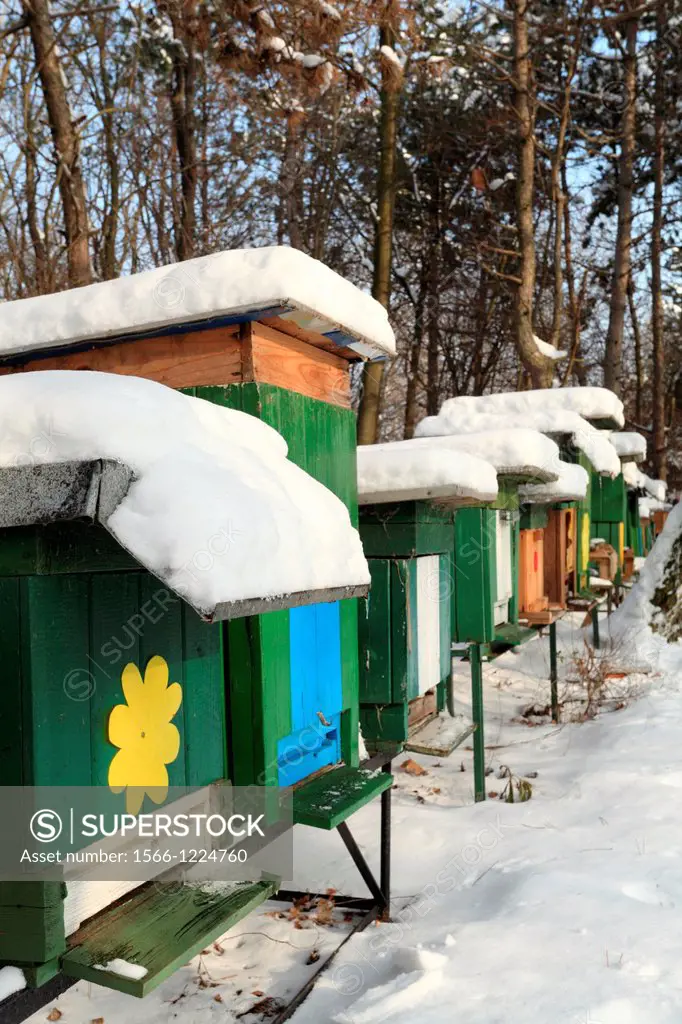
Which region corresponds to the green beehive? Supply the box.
[591,432,649,573]
[0,248,396,1004]
[356,442,499,752]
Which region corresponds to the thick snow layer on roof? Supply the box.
[609,431,647,461]
[418,387,624,429]
[622,460,643,489]
[0,247,395,360]
[395,430,560,483]
[357,442,498,505]
[644,476,667,502]
[621,460,667,501]
[0,371,369,617]
[519,461,589,504]
[415,407,620,477]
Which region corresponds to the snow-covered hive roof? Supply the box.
[0,247,395,362]
[622,460,667,502]
[417,387,624,431]
[519,461,589,505]
[609,431,647,462]
[357,442,498,506]
[387,430,560,483]
[415,407,620,477]
[0,371,370,620]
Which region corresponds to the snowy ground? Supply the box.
[25,612,682,1024]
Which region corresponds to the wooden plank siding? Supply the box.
[0,571,227,791]
[195,383,360,786]
[0,321,351,408]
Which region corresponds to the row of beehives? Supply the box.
[0,248,670,1007]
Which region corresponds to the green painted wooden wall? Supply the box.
[0,568,227,791]
[591,471,626,524]
[0,541,227,967]
[191,383,360,786]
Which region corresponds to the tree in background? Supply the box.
[1,0,682,480]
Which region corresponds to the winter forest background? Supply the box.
[0,0,680,480]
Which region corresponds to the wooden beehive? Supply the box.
[591,471,627,576]
[653,508,669,536]
[518,527,549,622]
[358,502,454,750]
[543,507,578,610]
[0,259,396,796]
[0,251,396,997]
[452,485,534,649]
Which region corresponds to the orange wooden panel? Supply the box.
[565,507,577,573]
[0,325,243,389]
[519,529,548,613]
[245,322,351,407]
[653,509,668,535]
[260,315,358,363]
[0,320,353,406]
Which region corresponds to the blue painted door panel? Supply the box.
[277,602,343,786]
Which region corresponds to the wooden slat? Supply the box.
[0,326,242,389]
[260,314,358,362]
[23,575,91,786]
[181,608,227,788]
[62,880,278,997]
[293,765,393,830]
[0,578,23,784]
[244,323,351,408]
[0,903,66,964]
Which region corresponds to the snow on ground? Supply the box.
[611,501,682,660]
[28,612,682,1024]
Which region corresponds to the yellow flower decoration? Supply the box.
[107,655,182,815]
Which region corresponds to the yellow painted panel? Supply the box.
[581,513,590,573]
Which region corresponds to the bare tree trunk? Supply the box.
[22,0,91,287]
[94,16,119,280]
[426,199,441,415]
[651,0,666,479]
[23,100,49,293]
[404,265,428,439]
[512,0,553,386]
[278,113,305,250]
[169,2,198,263]
[627,277,644,425]
[603,0,638,396]
[357,23,400,445]
[549,20,581,350]
[560,164,588,385]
